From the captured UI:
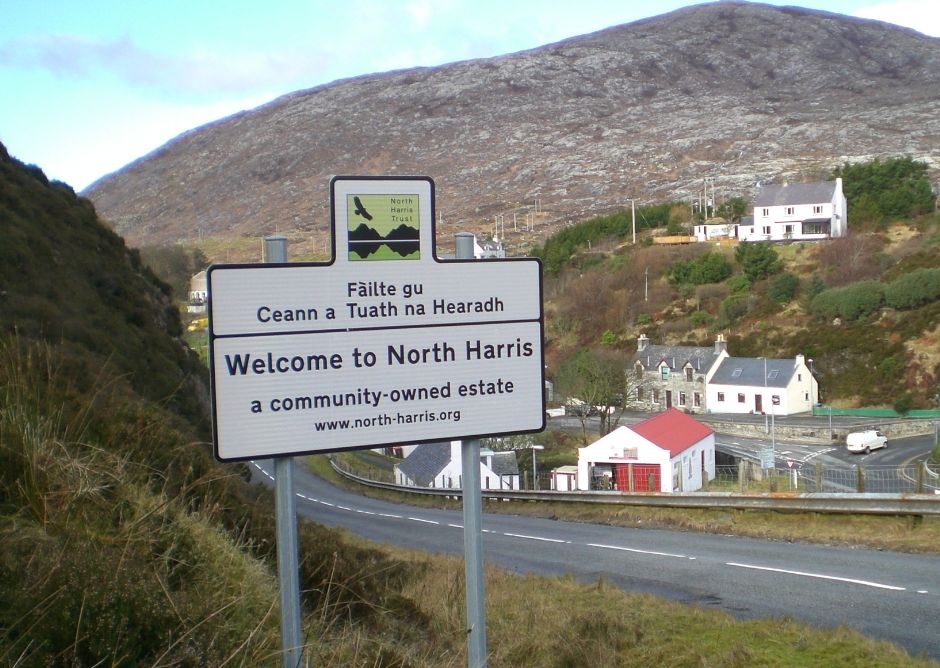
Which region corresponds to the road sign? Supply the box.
[208,176,545,461]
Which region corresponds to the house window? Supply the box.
[685,367,693,382]
[772,395,780,406]
[784,224,793,236]
[637,387,644,401]
[694,392,701,407]
[652,389,660,403]
[679,392,687,406]
[737,393,745,403]
[785,206,794,215]
[767,370,779,380]
[717,392,725,402]
[762,226,771,235]
[813,205,823,214]
[761,208,769,217]
[804,392,809,401]
[661,367,669,380]
[798,373,802,381]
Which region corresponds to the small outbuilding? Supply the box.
[576,408,716,493]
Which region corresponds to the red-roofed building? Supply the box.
[576,408,716,493]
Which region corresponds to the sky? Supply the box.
[2,1,939,192]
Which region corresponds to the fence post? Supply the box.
[856,464,865,493]
[916,464,925,494]
[738,460,746,493]
[769,468,778,493]
[815,462,823,492]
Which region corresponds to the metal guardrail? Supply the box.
[330,459,940,516]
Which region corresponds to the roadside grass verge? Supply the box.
[364,542,937,667]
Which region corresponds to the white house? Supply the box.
[576,408,716,493]
[738,178,847,242]
[706,354,818,416]
[474,236,506,259]
[394,441,520,489]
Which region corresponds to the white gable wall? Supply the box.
[576,426,716,493]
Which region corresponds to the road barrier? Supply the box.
[330,458,940,516]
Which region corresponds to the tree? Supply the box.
[716,196,748,223]
[555,348,631,440]
[832,157,936,225]
[734,243,781,282]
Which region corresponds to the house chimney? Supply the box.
[714,333,727,355]
[637,333,649,352]
[795,353,805,367]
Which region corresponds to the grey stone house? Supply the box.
[627,334,730,413]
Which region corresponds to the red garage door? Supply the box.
[614,464,661,492]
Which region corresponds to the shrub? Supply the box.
[809,281,885,321]
[735,242,781,281]
[717,294,752,327]
[726,274,750,294]
[893,392,913,416]
[884,267,940,310]
[769,273,800,304]
[668,252,732,285]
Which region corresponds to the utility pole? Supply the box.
[629,199,636,244]
[644,267,649,302]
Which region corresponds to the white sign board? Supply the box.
[208,176,545,461]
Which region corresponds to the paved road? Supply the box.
[253,459,940,659]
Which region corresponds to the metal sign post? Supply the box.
[263,237,303,668]
[456,232,487,667]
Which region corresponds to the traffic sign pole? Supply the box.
[264,237,304,668]
[456,232,488,667]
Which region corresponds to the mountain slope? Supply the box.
[86,2,940,257]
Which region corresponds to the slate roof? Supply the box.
[635,344,723,374]
[491,452,519,476]
[753,181,836,207]
[396,441,452,486]
[631,408,714,458]
[709,356,796,388]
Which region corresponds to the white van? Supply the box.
[846,430,888,454]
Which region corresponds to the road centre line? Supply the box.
[502,532,568,543]
[408,517,439,524]
[726,562,906,590]
[589,543,691,559]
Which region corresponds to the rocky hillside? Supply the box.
[87,2,940,259]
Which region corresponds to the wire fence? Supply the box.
[708,463,939,494]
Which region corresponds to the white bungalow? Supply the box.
[706,354,818,416]
[576,408,716,493]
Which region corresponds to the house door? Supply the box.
[666,390,673,409]
[755,394,763,413]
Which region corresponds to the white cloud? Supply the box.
[0,33,331,96]
[852,1,940,37]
